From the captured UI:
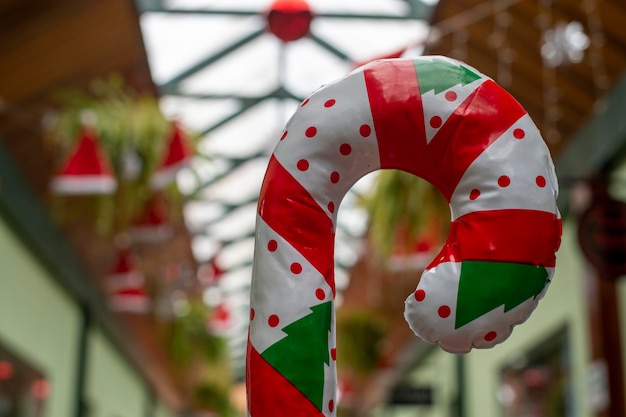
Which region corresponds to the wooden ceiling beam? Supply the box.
[0,0,152,104]
[430,10,595,117]
[512,0,626,90]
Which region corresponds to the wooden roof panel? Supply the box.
[425,0,626,159]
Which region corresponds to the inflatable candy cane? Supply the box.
[246,56,561,416]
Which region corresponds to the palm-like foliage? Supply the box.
[364,169,449,256]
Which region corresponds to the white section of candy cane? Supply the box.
[272,68,382,222]
[249,216,335,352]
[449,113,560,220]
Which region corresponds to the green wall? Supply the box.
[0,210,179,417]
[376,349,458,417]
[0,215,80,417]
[155,401,178,417]
[86,328,146,417]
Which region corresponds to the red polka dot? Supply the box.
[414,289,426,302]
[331,348,336,361]
[268,314,279,327]
[340,143,352,155]
[324,99,336,107]
[513,128,525,139]
[536,175,546,187]
[469,189,481,200]
[484,331,497,342]
[250,308,255,320]
[328,400,335,412]
[438,305,451,318]
[445,91,458,101]
[330,172,340,183]
[290,263,302,274]
[430,116,442,128]
[297,159,309,171]
[327,201,335,213]
[316,288,325,300]
[498,175,511,187]
[267,240,278,252]
[359,124,372,137]
[280,130,288,140]
[305,126,317,137]
[301,98,309,107]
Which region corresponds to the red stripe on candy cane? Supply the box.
[247,343,325,417]
[258,155,335,294]
[430,209,561,268]
[365,63,527,201]
[423,80,526,199]
[363,59,426,176]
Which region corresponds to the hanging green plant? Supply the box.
[194,378,238,417]
[166,299,236,417]
[47,73,197,235]
[167,299,228,367]
[336,310,387,375]
[363,170,449,256]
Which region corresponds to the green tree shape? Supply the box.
[413,58,481,95]
[261,301,333,411]
[455,261,550,329]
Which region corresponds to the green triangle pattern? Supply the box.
[413,58,481,95]
[455,261,549,329]
[261,301,333,411]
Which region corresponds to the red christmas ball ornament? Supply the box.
[266,0,313,42]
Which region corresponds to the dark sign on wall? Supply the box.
[388,384,433,405]
[578,188,626,280]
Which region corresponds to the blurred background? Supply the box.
[0,0,625,416]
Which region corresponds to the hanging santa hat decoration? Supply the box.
[50,127,117,194]
[129,194,173,243]
[106,247,151,313]
[150,120,194,190]
[387,218,445,272]
[208,301,232,335]
[109,285,151,314]
[198,256,224,287]
[106,247,143,289]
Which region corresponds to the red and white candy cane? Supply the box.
[246,56,561,416]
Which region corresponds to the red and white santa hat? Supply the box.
[129,195,173,243]
[150,120,194,190]
[197,256,224,287]
[106,247,151,313]
[105,247,144,290]
[208,301,232,335]
[108,286,151,314]
[50,127,117,194]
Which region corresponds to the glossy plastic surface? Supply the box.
[246,56,561,416]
